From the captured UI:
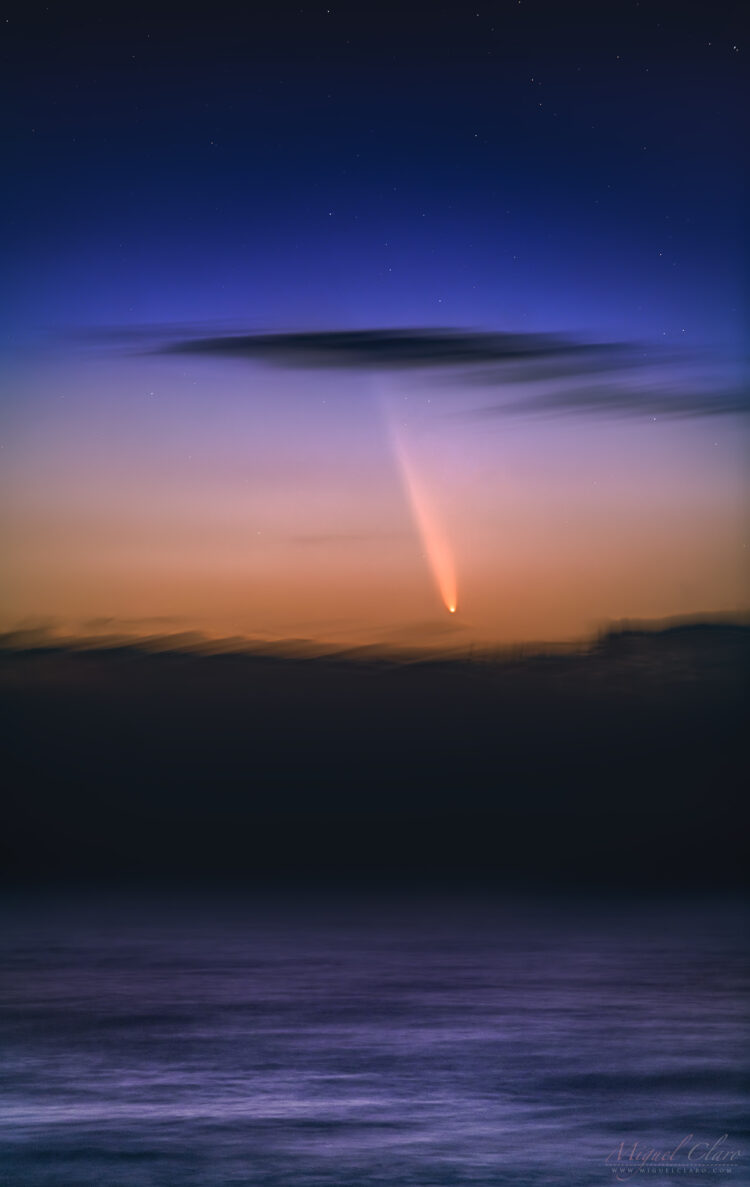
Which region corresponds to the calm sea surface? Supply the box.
[1,892,747,1186]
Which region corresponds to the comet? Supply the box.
[390,422,458,616]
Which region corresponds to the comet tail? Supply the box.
[391,428,457,615]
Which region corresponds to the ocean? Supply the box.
[1,891,747,1186]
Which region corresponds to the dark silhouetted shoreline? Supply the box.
[2,621,747,890]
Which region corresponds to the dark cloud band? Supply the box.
[95,322,744,420]
[161,327,624,369]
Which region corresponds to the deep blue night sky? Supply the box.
[3,2,744,341]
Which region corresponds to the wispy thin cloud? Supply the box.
[465,383,749,420]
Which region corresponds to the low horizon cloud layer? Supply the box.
[2,612,746,659]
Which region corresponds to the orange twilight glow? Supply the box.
[0,358,747,653]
